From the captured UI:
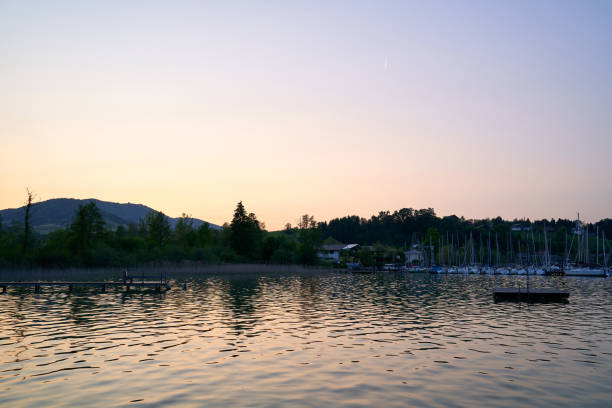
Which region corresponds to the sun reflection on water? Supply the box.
[0,273,611,407]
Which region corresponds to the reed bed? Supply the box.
[0,263,343,282]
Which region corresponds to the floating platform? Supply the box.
[493,287,569,302]
[349,268,377,274]
[564,269,606,277]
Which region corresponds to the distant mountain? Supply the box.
[0,198,221,234]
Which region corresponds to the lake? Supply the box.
[1,271,611,407]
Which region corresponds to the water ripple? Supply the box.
[0,273,611,407]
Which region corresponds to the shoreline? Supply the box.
[0,263,346,281]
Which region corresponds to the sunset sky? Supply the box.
[1,1,611,229]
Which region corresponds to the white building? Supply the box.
[405,249,423,265]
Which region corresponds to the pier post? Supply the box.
[68,284,73,293]
[34,284,40,293]
[125,285,130,292]
[183,282,187,290]
[101,284,106,293]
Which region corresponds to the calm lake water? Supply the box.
[1,271,611,407]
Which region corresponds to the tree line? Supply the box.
[1,199,610,268]
[0,200,323,268]
[317,209,612,266]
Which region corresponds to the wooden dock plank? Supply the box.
[0,281,166,286]
[0,271,171,293]
[0,281,169,291]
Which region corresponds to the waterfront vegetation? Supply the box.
[0,201,324,268]
[0,199,611,269]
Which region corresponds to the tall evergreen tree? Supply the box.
[229,201,262,258]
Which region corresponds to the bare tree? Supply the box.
[23,188,36,252]
[297,214,316,230]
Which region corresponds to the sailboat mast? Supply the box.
[506,232,509,264]
[463,233,467,266]
[488,230,491,267]
[567,234,575,266]
[496,232,500,266]
[446,232,449,266]
[577,212,581,263]
[430,234,433,267]
[471,232,475,265]
[518,238,522,267]
[450,232,453,266]
[596,226,599,266]
[564,232,567,269]
[532,229,537,267]
[603,231,607,272]
[531,230,546,265]
[524,230,529,266]
[543,225,549,268]
[586,225,589,265]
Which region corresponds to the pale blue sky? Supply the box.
[1,1,611,228]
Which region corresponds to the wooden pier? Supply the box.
[493,287,569,302]
[0,271,170,293]
[0,281,170,293]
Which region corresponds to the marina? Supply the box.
[341,214,610,279]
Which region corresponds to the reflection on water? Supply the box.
[1,273,611,407]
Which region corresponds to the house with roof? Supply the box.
[318,243,360,263]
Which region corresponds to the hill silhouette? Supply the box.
[0,198,220,234]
